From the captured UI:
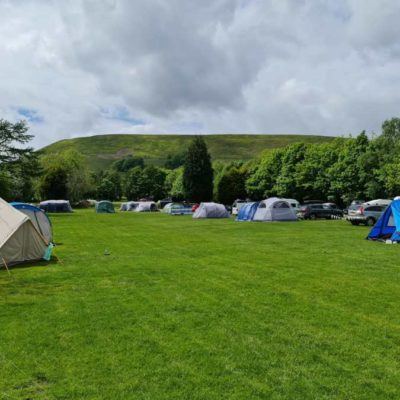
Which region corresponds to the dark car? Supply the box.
[297,203,343,220]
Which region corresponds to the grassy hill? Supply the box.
[40,134,336,171]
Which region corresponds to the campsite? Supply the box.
[2,2,400,398]
[1,209,400,399]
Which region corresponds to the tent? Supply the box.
[163,203,193,215]
[95,200,115,214]
[122,201,157,212]
[193,202,230,219]
[40,200,72,213]
[0,198,49,267]
[367,200,400,242]
[253,197,298,222]
[10,202,52,244]
[236,202,259,221]
[136,201,157,212]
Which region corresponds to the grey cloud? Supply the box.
[0,0,400,148]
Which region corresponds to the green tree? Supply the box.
[215,162,248,204]
[246,149,284,199]
[164,151,186,169]
[124,165,167,200]
[183,136,213,202]
[0,119,33,163]
[39,166,69,199]
[139,165,167,200]
[273,143,308,199]
[96,171,122,201]
[124,167,143,200]
[39,149,92,202]
[0,119,38,201]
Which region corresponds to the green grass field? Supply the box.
[1,211,400,399]
[39,134,336,171]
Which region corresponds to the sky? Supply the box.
[1,0,400,149]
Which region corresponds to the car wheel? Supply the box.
[310,214,316,220]
[366,217,376,226]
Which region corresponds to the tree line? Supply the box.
[1,117,400,206]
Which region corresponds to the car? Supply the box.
[297,203,343,220]
[281,198,300,213]
[346,201,390,226]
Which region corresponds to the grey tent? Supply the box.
[253,197,297,222]
[193,202,230,219]
[0,198,49,267]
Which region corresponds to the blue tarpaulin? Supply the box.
[236,202,259,221]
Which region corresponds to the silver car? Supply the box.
[346,204,388,226]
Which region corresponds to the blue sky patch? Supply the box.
[101,107,145,125]
[17,107,44,123]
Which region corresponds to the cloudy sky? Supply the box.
[1,0,399,148]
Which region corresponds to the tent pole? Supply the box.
[0,255,10,275]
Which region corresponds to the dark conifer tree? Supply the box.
[183,136,213,202]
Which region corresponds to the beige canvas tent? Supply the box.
[0,198,48,268]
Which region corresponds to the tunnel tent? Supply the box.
[236,202,259,221]
[95,200,115,213]
[253,197,298,222]
[10,202,52,244]
[136,201,158,212]
[0,198,49,268]
[40,200,72,213]
[193,202,230,219]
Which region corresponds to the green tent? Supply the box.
[95,201,115,214]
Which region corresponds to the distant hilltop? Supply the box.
[39,134,336,171]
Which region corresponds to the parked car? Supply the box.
[343,200,365,216]
[297,203,343,220]
[346,200,391,226]
[281,198,300,213]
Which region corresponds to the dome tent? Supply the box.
[40,200,72,213]
[367,199,400,242]
[10,202,52,244]
[236,202,259,221]
[0,198,49,267]
[95,200,115,214]
[253,198,297,222]
[193,202,230,219]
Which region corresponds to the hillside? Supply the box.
[40,134,336,171]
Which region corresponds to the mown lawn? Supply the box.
[1,211,400,399]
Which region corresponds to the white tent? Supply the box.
[0,198,48,267]
[253,197,298,222]
[136,201,157,212]
[193,202,230,219]
[122,201,157,212]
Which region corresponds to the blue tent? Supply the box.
[236,202,259,221]
[10,202,53,244]
[367,200,400,241]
